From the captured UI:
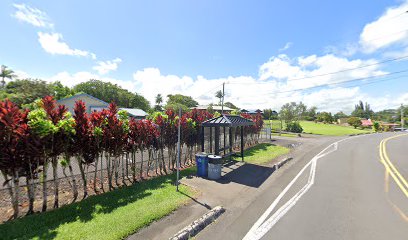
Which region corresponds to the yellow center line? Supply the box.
[379,134,408,198]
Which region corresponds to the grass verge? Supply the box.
[265,120,371,136]
[234,143,290,165]
[0,168,196,240]
[299,121,371,136]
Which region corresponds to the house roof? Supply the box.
[120,108,148,117]
[201,115,254,127]
[191,105,234,111]
[57,93,109,105]
[361,119,373,126]
[241,109,262,114]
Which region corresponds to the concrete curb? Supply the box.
[274,157,293,170]
[169,206,225,240]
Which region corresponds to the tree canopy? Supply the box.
[279,102,307,123]
[73,79,150,111]
[165,94,198,110]
[351,100,373,119]
[0,79,56,107]
[224,101,238,110]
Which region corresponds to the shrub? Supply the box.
[372,121,380,132]
[347,117,361,129]
[286,121,303,133]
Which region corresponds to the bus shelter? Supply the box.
[201,115,254,161]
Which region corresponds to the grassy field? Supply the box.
[234,143,290,165]
[0,168,196,240]
[265,120,371,136]
[299,121,371,136]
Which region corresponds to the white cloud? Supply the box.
[12,3,54,28]
[38,32,96,58]
[359,1,408,53]
[279,42,292,52]
[93,58,122,75]
[258,54,385,91]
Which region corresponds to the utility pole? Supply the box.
[221,82,225,115]
[176,107,181,192]
[401,104,405,131]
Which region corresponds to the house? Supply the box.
[361,119,373,127]
[241,109,263,115]
[380,122,399,132]
[191,105,233,114]
[337,118,349,125]
[57,93,148,119]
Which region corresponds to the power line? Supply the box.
[228,54,408,84]
[195,83,223,100]
[232,69,408,96]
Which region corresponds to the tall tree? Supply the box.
[166,94,198,109]
[279,102,307,123]
[352,100,374,119]
[224,101,238,109]
[1,79,54,107]
[154,94,163,111]
[215,90,223,105]
[74,79,150,111]
[0,65,16,88]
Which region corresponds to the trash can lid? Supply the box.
[195,152,208,157]
[208,155,222,159]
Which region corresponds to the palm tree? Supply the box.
[215,90,223,105]
[0,65,16,88]
[155,94,163,105]
[154,94,163,111]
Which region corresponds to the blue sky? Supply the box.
[1,0,408,112]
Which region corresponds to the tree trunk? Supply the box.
[77,158,87,198]
[100,152,104,191]
[121,155,126,185]
[132,151,136,182]
[146,149,152,177]
[42,161,48,212]
[52,157,59,209]
[67,160,78,201]
[114,156,120,187]
[94,155,99,192]
[26,176,35,215]
[106,154,113,190]
[12,170,19,219]
[161,148,167,174]
[140,149,144,179]
[1,170,15,218]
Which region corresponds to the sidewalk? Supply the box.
[127,137,308,240]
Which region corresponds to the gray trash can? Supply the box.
[208,155,222,180]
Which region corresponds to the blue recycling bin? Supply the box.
[195,152,209,177]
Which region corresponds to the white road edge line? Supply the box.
[243,137,357,240]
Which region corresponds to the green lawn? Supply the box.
[265,120,371,136]
[0,168,196,240]
[299,121,371,136]
[234,143,290,165]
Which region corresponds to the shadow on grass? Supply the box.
[0,168,196,240]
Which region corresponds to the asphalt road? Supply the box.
[196,133,408,240]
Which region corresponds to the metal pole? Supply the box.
[402,104,405,131]
[176,107,181,192]
[221,82,225,115]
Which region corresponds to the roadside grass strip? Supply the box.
[266,120,371,136]
[0,168,196,240]
[233,143,290,165]
[379,134,408,198]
